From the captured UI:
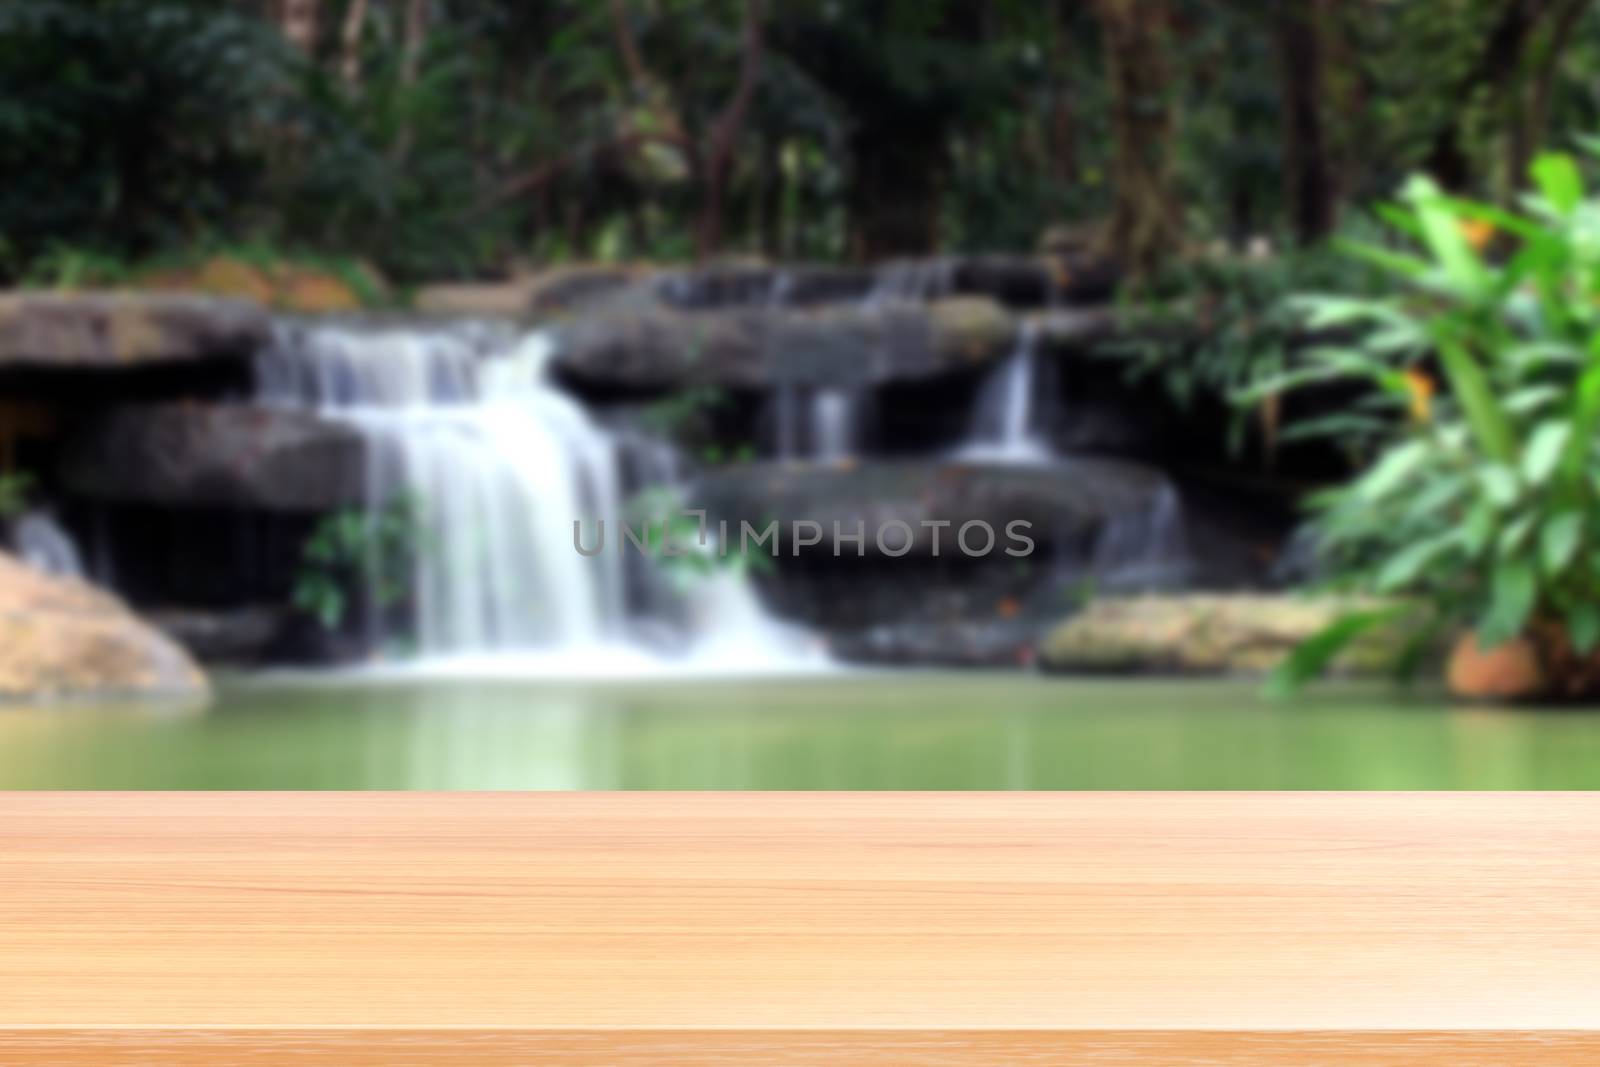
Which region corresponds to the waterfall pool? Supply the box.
[2,673,1598,789]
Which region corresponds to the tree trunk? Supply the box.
[1506,0,1589,190]
[390,0,429,162]
[695,0,765,259]
[1094,0,1182,276]
[273,0,320,53]
[1423,0,1557,191]
[339,0,370,89]
[1276,0,1337,243]
[398,0,428,89]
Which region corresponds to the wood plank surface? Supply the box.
[1,793,1598,1064]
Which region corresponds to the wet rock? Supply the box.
[0,550,208,702]
[60,404,368,512]
[829,620,1041,668]
[689,457,1171,558]
[1038,594,1404,676]
[554,296,1015,393]
[528,264,656,316]
[654,263,874,308]
[0,291,269,369]
[649,254,1118,309]
[145,604,289,665]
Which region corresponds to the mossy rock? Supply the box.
[1039,594,1408,677]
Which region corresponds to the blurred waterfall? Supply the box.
[961,320,1054,463]
[258,319,822,672]
[11,510,85,578]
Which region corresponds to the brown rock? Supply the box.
[0,551,208,702]
[0,291,268,369]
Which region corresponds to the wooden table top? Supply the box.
[2,792,1598,1064]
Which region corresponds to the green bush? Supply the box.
[1260,147,1600,687]
[293,494,428,631]
[1100,243,1387,456]
[0,471,31,520]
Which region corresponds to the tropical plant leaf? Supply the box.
[1478,559,1536,647]
[1568,602,1600,655]
[1522,421,1570,486]
[1531,152,1583,216]
[1540,511,1583,574]
[1266,607,1408,698]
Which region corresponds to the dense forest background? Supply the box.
[2,0,1597,285]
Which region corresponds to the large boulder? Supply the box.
[1038,594,1403,676]
[0,551,208,702]
[60,403,368,512]
[0,291,269,369]
[553,296,1014,393]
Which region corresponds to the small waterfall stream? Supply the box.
[961,320,1053,464]
[259,319,821,672]
[10,510,85,578]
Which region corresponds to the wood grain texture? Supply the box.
[2,1031,1599,1066]
[1,793,1599,1064]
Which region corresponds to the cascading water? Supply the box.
[10,510,85,578]
[1090,481,1191,590]
[811,389,859,460]
[961,320,1055,463]
[258,319,822,673]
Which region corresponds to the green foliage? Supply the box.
[3,0,1599,277]
[627,487,772,591]
[0,1,289,279]
[292,494,428,631]
[0,471,32,520]
[1261,148,1600,684]
[1100,243,1385,454]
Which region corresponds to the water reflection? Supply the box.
[0,676,1598,789]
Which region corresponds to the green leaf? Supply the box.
[1376,534,1457,592]
[1568,603,1600,655]
[1541,512,1583,574]
[1266,607,1407,698]
[1463,502,1498,556]
[1434,334,1516,463]
[1501,384,1566,414]
[1403,175,1488,294]
[1497,513,1536,558]
[1479,464,1521,509]
[1478,559,1537,647]
[1358,440,1428,501]
[1531,152,1583,216]
[1522,421,1570,486]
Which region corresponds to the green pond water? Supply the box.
[1,672,1598,789]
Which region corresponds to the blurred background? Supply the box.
[2,0,1600,788]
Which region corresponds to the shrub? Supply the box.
[292,494,427,631]
[1260,147,1600,688]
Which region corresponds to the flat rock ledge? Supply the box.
[1039,594,1403,677]
[0,291,270,369]
[0,551,209,702]
[554,296,1015,392]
